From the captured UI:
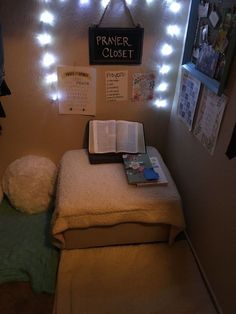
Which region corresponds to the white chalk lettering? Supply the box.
[102,48,134,59]
[95,35,132,47]
[96,36,102,45]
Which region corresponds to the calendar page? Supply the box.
[57,66,96,115]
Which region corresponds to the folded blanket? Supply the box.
[52,146,185,246]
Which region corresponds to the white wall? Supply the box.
[166,39,236,314]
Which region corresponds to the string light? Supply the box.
[125,0,133,5]
[166,25,181,37]
[155,99,168,108]
[50,92,61,101]
[101,0,110,7]
[169,1,181,13]
[42,53,56,68]
[161,43,173,56]
[159,64,171,75]
[37,0,184,108]
[36,33,52,46]
[156,82,168,92]
[79,0,90,5]
[39,11,55,25]
[45,73,58,84]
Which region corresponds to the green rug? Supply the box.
[0,197,59,293]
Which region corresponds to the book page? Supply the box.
[89,120,116,153]
[116,121,145,153]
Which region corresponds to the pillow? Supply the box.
[2,155,57,214]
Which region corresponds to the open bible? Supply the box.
[88,120,146,163]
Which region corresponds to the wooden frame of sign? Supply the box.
[89,27,144,65]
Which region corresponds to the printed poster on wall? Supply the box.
[132,73,155,101]
[193,87,227,155]
[177,71,201,130]
[105,71,128,101]
[57,66,96,115]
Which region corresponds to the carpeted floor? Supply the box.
[0,282,54,314]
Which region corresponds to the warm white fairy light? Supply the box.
[166,24,181,37]
[161,43,173,56]
[79,0,90,5]
[159,64,171,75]
[125,0,133,5]
[45,73,58,84]
[156,82,168,92]
[40,11,55,25]
[155,99,168,108]
[42,53,56,67]
[169,1,181,13]
[101,0,110,7]
[50,92,61,101]
[36,33,52,46]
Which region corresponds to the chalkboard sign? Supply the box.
[89,27,144,65]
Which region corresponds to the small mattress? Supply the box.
[51,146,185,248]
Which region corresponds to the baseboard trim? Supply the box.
[184,231,223,314]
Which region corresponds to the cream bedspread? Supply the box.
[51,146,185,246]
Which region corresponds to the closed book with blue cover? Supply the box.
[122,153,159,185]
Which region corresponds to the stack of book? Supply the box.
[122,153,168,186]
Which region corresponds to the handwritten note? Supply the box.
[105,71,128,102]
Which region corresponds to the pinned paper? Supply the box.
[198,2,209,18]
[57,66,96,115]
[106,71,128,102]
[209,9,220,28]
[132,73,155,102]
[193,87,227,155]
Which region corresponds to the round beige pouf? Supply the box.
[2,155,57,214]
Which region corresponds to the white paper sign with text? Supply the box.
[105,71,128,102]
[57,66,96,115]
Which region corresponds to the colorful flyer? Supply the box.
[132,73,155,102]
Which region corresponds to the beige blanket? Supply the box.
[52,146,185,246]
